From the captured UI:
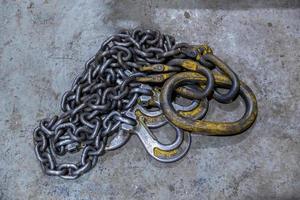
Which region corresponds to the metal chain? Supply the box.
[33,28,257,179]
[33,28,191,179]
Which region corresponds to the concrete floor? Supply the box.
[0,0,300,199]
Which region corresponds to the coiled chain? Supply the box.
[33,28,258,180]
[33,29,191,179]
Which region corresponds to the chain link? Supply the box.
[33,28,257,179]
[33,28,190,179]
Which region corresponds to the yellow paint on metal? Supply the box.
[139,64,174,72]
[178,103,203,118]
[153,147,178,157]
[160,72,258,135]
[193,44,213,60]
[136,73,175,83]
[181,60,199,71]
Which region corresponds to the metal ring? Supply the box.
[202,54,240,103]
[160,72,258,135]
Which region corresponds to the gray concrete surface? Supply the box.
[0,0,300,199]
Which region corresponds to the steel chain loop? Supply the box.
[33,28,257,179]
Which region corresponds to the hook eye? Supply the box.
[135,111,184,151]
[135,109,167,128]
[134,112,191,162]
[152,132,191,163]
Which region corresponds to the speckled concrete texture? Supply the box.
[0,1,299,199]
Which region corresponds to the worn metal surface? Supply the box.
[160,72,258,135]
[0,0,299,199]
